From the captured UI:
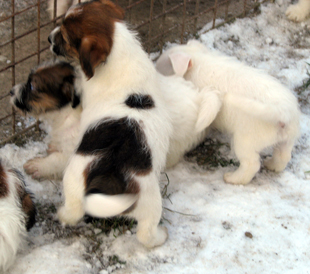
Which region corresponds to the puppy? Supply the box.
[48,0,174,248]
[10,61,81,180]
[156,40,300,185]
[286,0,310,21]
[0,159,36,273]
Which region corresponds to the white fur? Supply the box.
[53,22,174,248]
[158,74,210,168]
[286,0,310,22]
[0,163,27,273]
[23,104,81,180]
[156,40,300,185]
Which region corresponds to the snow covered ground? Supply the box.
[1,0,310,273]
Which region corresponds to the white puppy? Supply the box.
[48,0,174,248]
[286,0,310,21]
[10,61,81,180]
[156,40,300,185]
[0,160,36,273]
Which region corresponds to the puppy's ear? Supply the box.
[79,36,110,79]
[156,52,175,76]
[168,52,192,77]
[62,79,80,108]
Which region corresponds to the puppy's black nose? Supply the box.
[48,35,51,44]
[9,90,14,97]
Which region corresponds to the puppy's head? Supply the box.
[0,160,36,231]
[10,61,79,116]
[48,0,125,79]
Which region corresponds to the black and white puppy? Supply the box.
[48,0,173,248]
[10,61,81,180]
[0,159,36,273]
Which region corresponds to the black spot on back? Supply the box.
[77,117,152,196]
[125,94,155,109]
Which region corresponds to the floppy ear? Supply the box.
[168,52,192,77]
[62,79,80,108]
[79,36,110,79]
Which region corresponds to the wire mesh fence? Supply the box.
[0,0,269,146]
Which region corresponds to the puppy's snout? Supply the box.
[9,89,14,97]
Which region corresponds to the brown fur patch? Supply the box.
[29,92,59,115]
[59,0,125,78]
[0,163,9,198]
[15,178,36,230]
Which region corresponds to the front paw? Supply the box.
[286,5,308,21]
[57,205,83,226]
[224,172,249,185]
[24,158,44,180]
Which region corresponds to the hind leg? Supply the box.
[264,141,294,172]
[57,154,94,225]
[130,173,168,248]
[224,134,261,185]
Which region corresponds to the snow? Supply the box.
[2,0,310,273]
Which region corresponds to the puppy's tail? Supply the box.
[84,193,139,218]
[225,93,297,124]
[195,88,222,132]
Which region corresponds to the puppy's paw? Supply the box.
[137,225,168,248]
[57,205,84,226]
[263,158,286,173]
[224,172,249,185]
[156,226,169,246]
[286,4,309,22]
[24,158,45,180]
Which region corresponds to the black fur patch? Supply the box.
[125,94,155,109]
[77,117,152,196]
[0,162,8,198]
[13,169,36,231]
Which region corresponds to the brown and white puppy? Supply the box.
[0,159,36,273]
[10,61,81,180]
[48,0,173,248]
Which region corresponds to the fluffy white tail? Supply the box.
[225,93,294,124]
[84,193,139,218]
[195,88,222,132]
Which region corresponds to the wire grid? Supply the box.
[0,0,269,146]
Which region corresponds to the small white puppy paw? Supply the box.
[23,158,45,179]
[224,172,249,185]
[57,205,84,226]
[286,3,309,21]
[263,157,286,172]
[137,225,168,248]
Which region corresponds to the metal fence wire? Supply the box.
[0,0,269,146]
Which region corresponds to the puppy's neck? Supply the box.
[39,104,81,130]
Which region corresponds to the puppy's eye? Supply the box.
[30,83,34,91]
